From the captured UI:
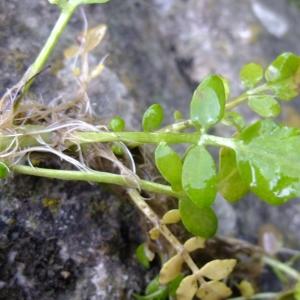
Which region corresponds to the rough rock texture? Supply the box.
[1,0,300,299]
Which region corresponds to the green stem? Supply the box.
[12,165,179,198]
[0,128,235,153]
[263,256,300,281]
[203,134,236,149]
[225,83,269,110]
[75,131,201,145]
[225,93,248,110]
[23,4,77,90]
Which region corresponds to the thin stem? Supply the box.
[159,120,194,132]
[225,93,248,110]
[12,165,179,198]
[263,256,300,281]
[127,189,199,274]
[23,4,77,91]
[225,83,269,110]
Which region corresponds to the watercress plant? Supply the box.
[1,1,300,299]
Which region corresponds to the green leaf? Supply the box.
[218,147,249,203]
[142,104,164,132]
[182,145,217,207]
[109,116,125,132]
[133,276,169,300]
[133,288,168,300]
[155,143,182,191]
[240,63,263,88]
[268,75,300,101]
[190,75,226,128]
[294,282,300,300]
[265,52,300,83]
[220,75,230,100]
[167,274,184,296]
[235,120,300,205]
[0,163,9,179]
[223,111,245,131]
[135,243,153,269]
[248,95,281,118]
[145,277,161,295]
[179,197,218,238]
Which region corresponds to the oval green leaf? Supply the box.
[248,95,281,118]
[235,120,300,205]
[135,243,153,269]
[268,74,300,101]
[265,52,300,82]
[190,75,226,128]
[142,103,164,132]
[182,145,217,207]
[179,197,218,238]
[155,143,182,191]
[240,63,263,88]
[218,147,249,203]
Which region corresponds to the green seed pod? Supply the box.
[109,116,125,132]
[142,103,164,132]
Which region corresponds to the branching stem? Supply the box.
[127,189,199,273]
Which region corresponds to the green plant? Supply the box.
[1,1,300,299]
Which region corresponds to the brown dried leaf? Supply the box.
[196,281,232,300]
[159,254,184,284]
[162,209,181,224]
[176,275,198,300]
[238,280,255,299]
[83,24,107,53]
[64,45,80,59]
[198,259,236,280]
[184,237,206,252]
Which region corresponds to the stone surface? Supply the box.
[1,0,300,299]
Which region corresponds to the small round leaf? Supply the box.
[155,143,182,191]
[265,52,300,82]
[240,63,263,88]
[176,275,198,300]
[190,75,226,128]
[182,145,217,207]
[135,243,154,269]
[142,103,164,132]
[179,197,218,238]
[159,254,184,284]
[248,95,281,118]
[198,259,237,280]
